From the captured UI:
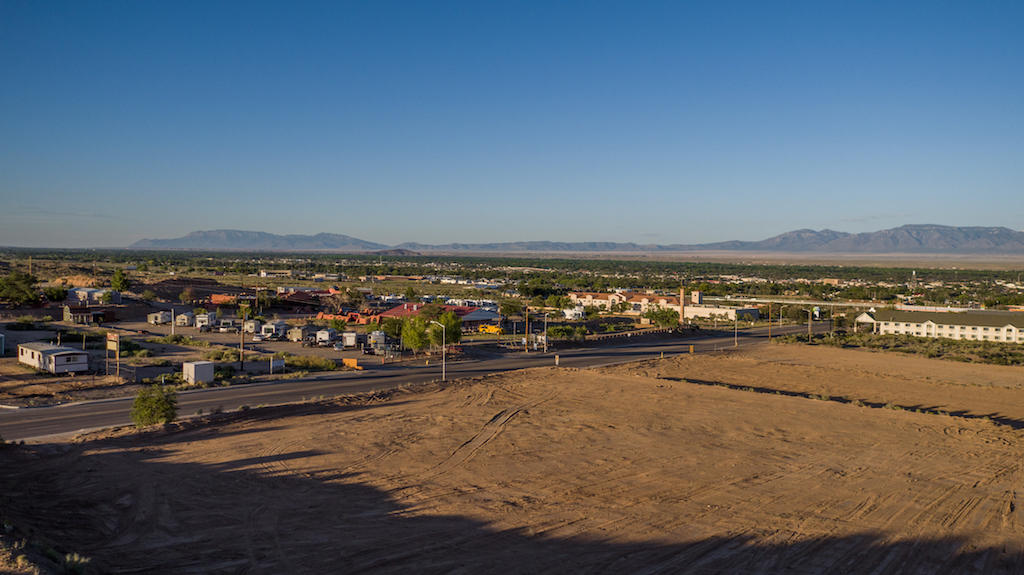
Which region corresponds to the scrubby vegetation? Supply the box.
[147,334,210,347]
[274,352,337,371]
[778,331,1024,366]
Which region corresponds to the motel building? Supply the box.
[17,342,90,375]
[856,310,1024,343]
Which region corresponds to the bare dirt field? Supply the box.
[3,345,1024,573]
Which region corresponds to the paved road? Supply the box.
[0,324,823,442]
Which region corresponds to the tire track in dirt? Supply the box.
[409,389,559,484]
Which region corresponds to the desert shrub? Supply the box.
[6,317,37,331]
[284,355,336,371]
[62,552,91,575]
[214,365,235,381]
[130,385,178,427]
[203,348,239,362]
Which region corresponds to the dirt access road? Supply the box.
[3,343,1024,573]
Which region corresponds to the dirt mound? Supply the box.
[3,353,1024,572]
[53,275,103,287]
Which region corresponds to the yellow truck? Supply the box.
[478,324,504,335]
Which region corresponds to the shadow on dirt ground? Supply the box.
[1,433,1020,574]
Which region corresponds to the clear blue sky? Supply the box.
[1,1,1022,247]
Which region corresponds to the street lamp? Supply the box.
[429,320,446,382]
[802,309,813,340]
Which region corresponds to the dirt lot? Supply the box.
[3,345,1024,573]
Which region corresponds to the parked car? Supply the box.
[333,342,345,351]
[252,334,265,342]
[361,347,375,355]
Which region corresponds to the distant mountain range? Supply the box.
[130,230,389,252]
[129,225,1024,254]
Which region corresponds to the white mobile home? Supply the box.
[261,320,288,338]
[243,319,262,334]
[316,328,337,345]
[175,311,195,327]
[18,342,89,375]
[195,313,215,329]
[147,311,172,325]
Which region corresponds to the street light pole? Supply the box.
[430,320,446,382]
[734,315,738,347]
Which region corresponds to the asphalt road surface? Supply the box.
[0,324,824,442]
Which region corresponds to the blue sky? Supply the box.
[1,1,1022,247]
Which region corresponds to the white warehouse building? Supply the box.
[856,310,1024,343]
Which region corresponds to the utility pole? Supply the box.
[524,308,530,353]
[768,302,772,340]
[239,306,247,371]
[170,307,175,336]
[543,313,549,353]
[734,315,738,347]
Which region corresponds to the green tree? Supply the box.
[141,289,157,301]
[417,303,444,322]
[381,318,404,339]
[179,287,196,305]
[111,268,130,292]
[500,301,523,317]
[329,318,348,331]
[130,385,178,427]
[0,272,39,306]
[401,317,429,353]
[427,310,462,347]
[643,306,680,328]
[43,286,67,302]
[404,286,418,302]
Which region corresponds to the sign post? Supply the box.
[106,333,120,378]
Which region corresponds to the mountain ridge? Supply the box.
[129,225,1024,254]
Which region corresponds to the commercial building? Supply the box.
[856,310,1024,343]
[63,305,114,324]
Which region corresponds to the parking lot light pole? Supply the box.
[430,320,446,382]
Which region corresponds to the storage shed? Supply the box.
[183,361,215,385]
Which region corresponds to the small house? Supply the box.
[243,319,262,334]
[175,311,195,327]
[195,313,215,329]
[18,342,89,375]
